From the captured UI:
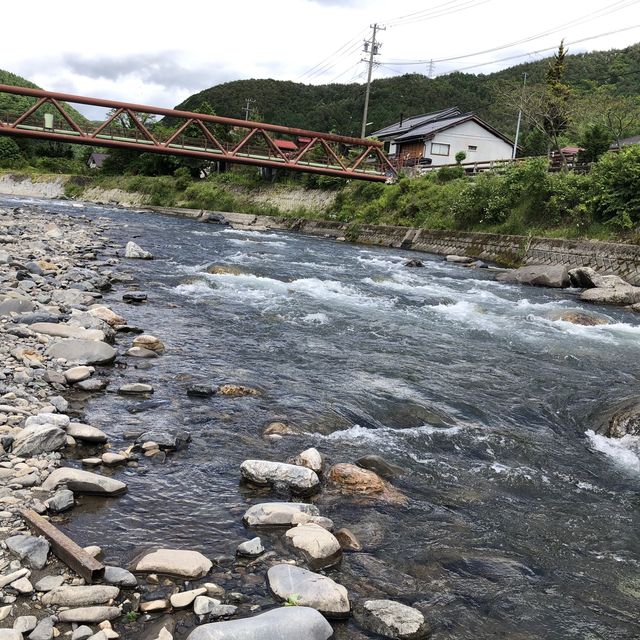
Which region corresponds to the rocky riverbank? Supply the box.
[0,203,432,639]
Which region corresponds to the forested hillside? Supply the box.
[176,43,640,140]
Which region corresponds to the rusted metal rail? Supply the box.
[20,508,105,583]
[0,84,396,182]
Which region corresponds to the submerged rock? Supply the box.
[354,599,430,640]
[356,454,404,479]
[267,564,350,618]
[186,606,333,640]
[240,460,320,495]
[551,311,610,326]
[496,264,570,288]
[404,259,424,268]
[327,463,407,504]
[242,502,320,527]
[596,399,640,438]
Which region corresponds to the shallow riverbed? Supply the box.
[3,195,639,639]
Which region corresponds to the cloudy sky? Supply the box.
[2,0,639,118]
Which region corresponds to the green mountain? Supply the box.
[174,43,640,139]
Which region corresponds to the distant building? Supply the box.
[610,134,640,149]
[371,107,515,167]
[87,152,107,169]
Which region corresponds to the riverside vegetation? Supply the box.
[2,142,640,243]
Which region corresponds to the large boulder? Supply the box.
[45,339,116,365]
[11,424,67,456]
[569,266,629,289]
[267,564,350,618]
[134,548,212,578]
[243,502,320,527]
[580,284,640,306]
[327,463,407,505]
[550,311,610,326]
[354,599,430,640]
[496,265,570,288]
[285,523,342,569]
[42,468,127,496]
[240,460,320,495]
[186,606,333,640]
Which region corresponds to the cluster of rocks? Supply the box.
[496,264,640,311]
[0,204,186,638]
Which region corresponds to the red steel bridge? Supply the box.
[0,84,395,182]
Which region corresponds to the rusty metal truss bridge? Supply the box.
[0,84,395,182]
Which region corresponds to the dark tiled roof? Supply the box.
[370,107,462,139]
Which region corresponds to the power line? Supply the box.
[379,0,638,67]
[297,30,367,81]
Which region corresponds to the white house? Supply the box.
[371,107,515,168]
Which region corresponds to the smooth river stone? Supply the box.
[240,460,320,495]
[66,423,108,443]
[42,468,127,496]
[186,606,333,640]
[134,548,212,578]
[243,502,320,527]
[354,599,430,640]
[285,523,342,569]
[29,322,106,342]
[57,606,121,623]
[42,585,119,607]
[267,564,350,618]
[45,339,116,365]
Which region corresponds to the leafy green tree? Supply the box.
[578,124,611,163]
[0,137,23,162]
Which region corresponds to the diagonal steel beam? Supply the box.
[50,98,85,135]
[11,97,48,127]
[90,108,124,139]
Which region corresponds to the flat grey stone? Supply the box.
[193,595,221,616]
[66,423,108,444]
[57,606,121,623]
[45,339,116,366]
[267,564,350,618]
[6,534,49,569]
[45,489,75,513]
[0,630,23,640]
[42,585,119,607]
[34,575,65,592]
[118,383,154,394]
[42,468,127,496]
[242,502,320,527]
[240,460,320,495]
[13,616,37,633]
[496,265,570,288]
[134,548,212,578]
[71,627,94,640]
[26,616,54,640]
[186,606,333,640]
[0,297,34,315]
[103,566,137,587]
[354,599,430,639]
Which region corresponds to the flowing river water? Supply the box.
[3,195,640,639]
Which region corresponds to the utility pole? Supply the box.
[243,98,256,121]
[512,72,527,159]
[361,23,385,138]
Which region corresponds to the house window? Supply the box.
[431,142,450,156]
[468,145,478,152]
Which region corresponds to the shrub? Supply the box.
[590,146,640,229]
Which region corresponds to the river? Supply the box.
[2,195,639,639]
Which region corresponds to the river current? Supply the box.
[3,195,640,639]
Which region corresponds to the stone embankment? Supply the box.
[0,203,431,639]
